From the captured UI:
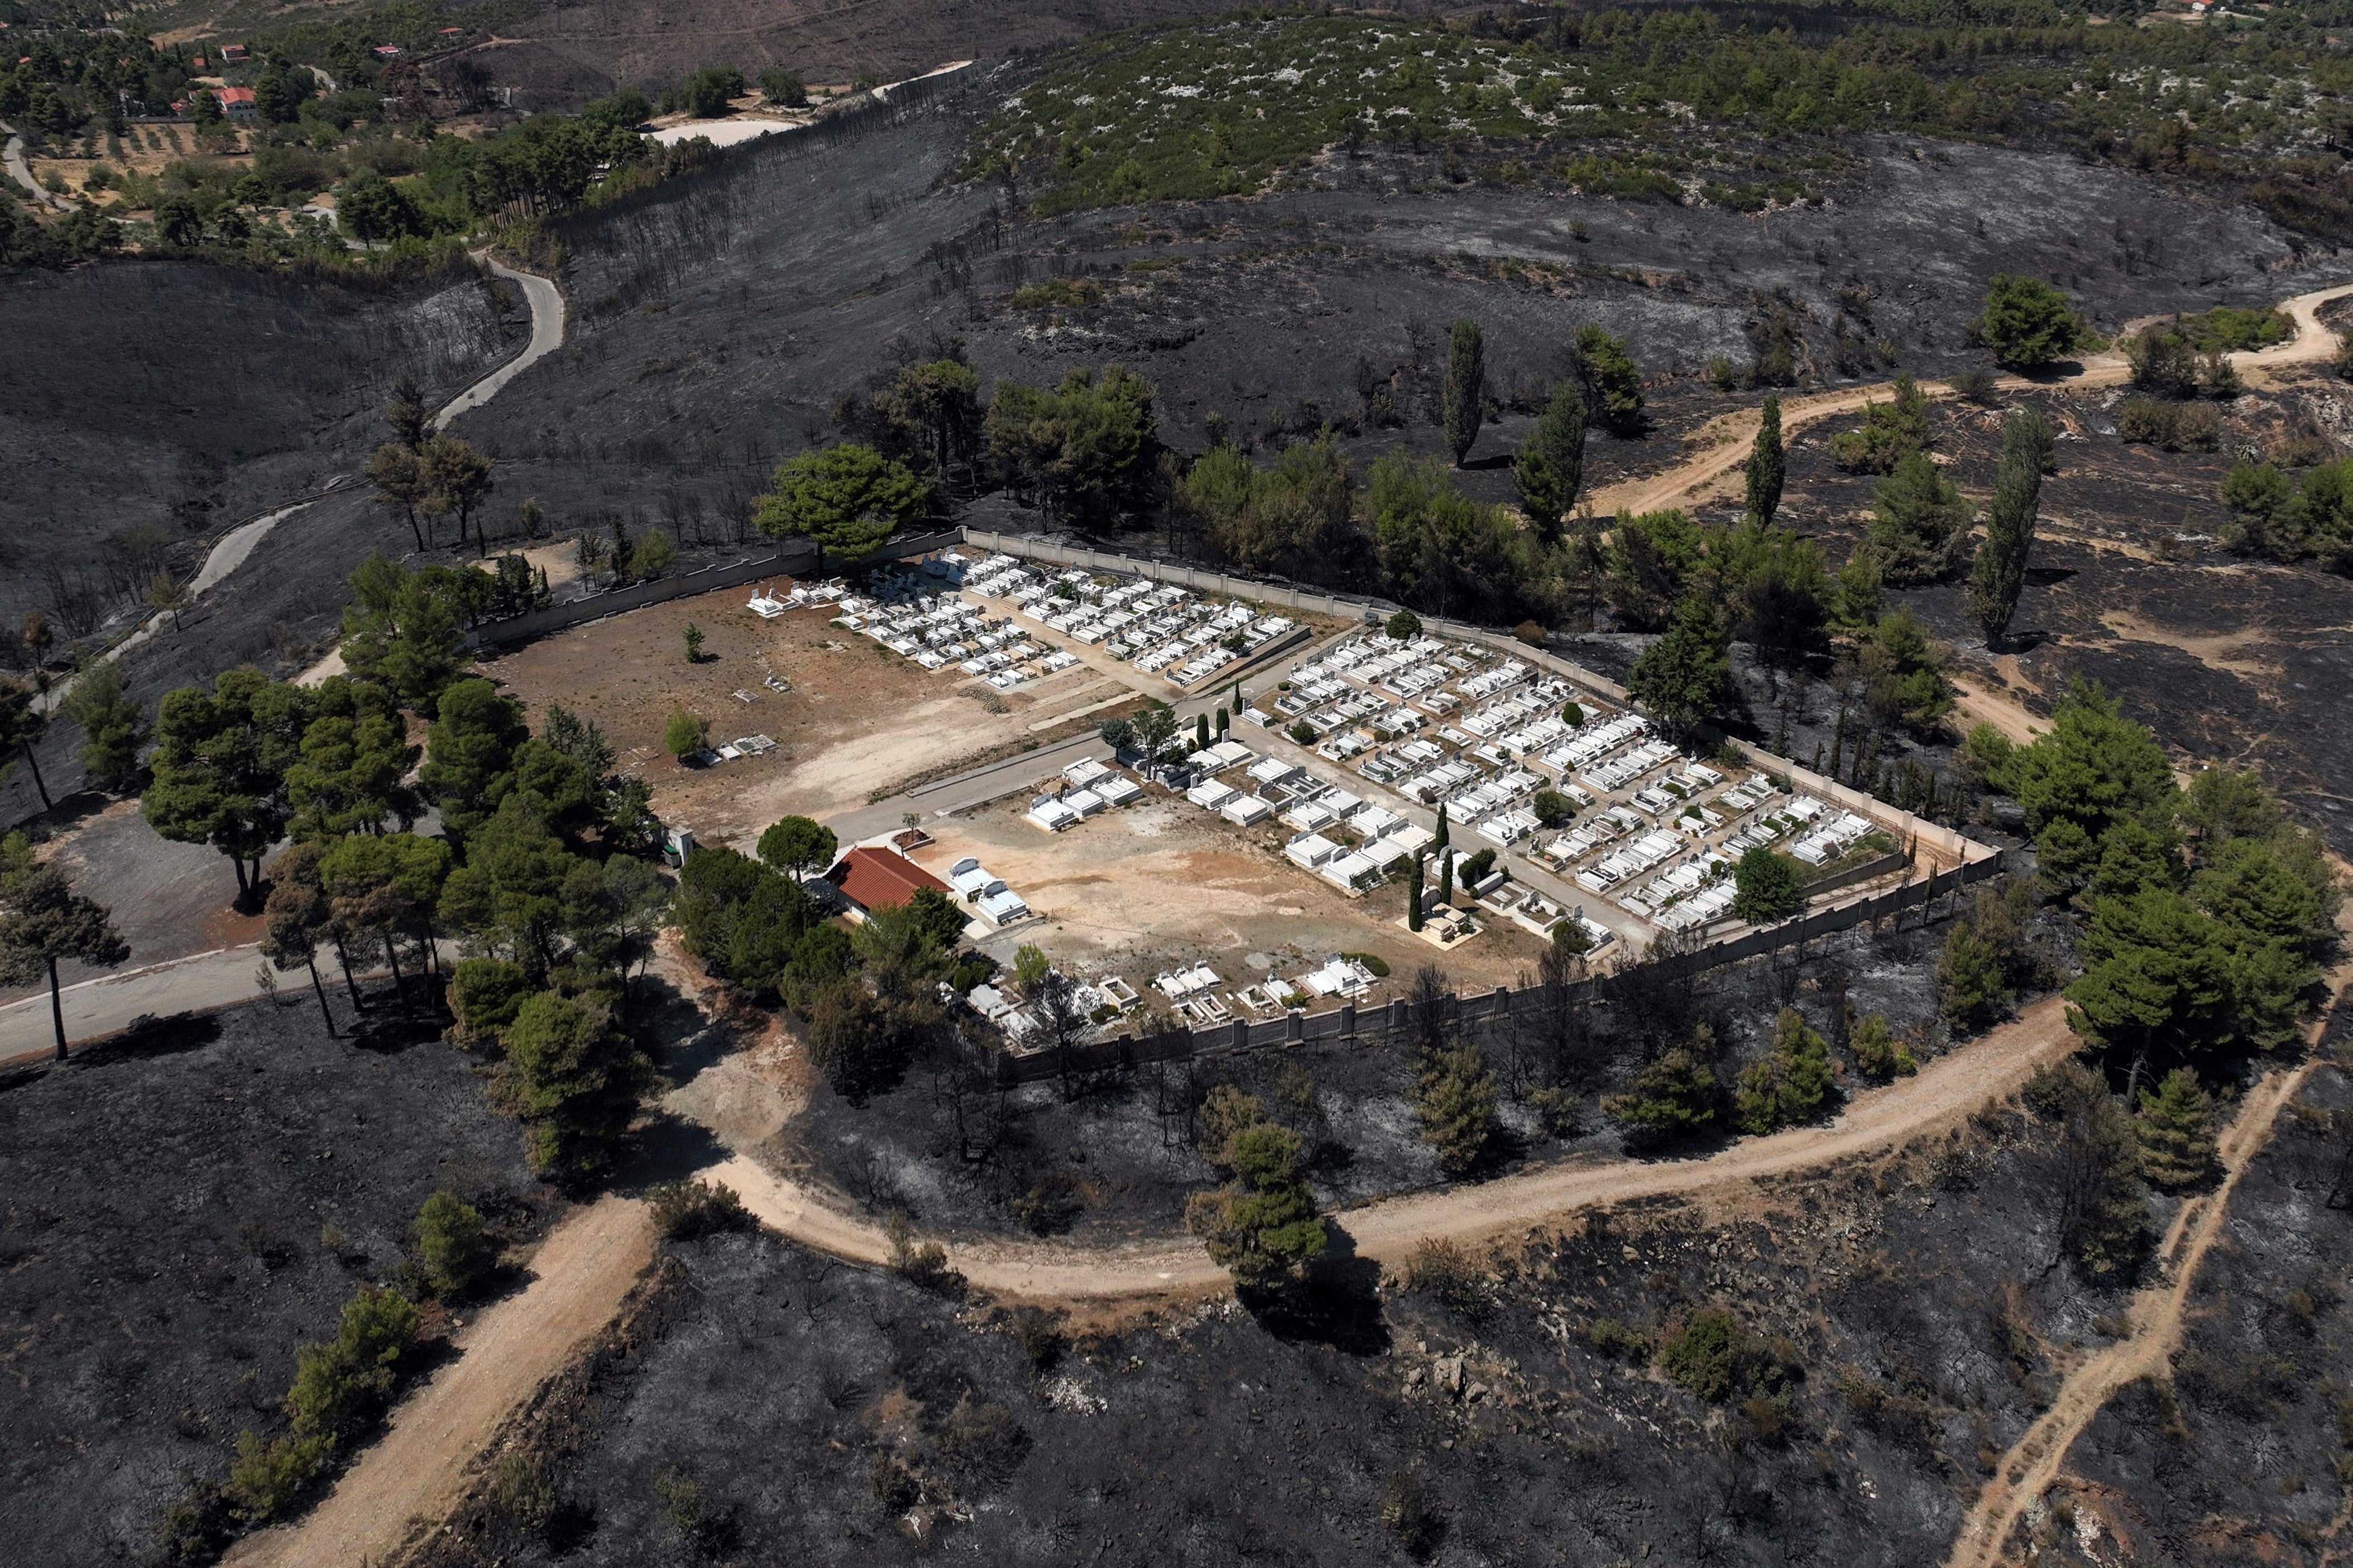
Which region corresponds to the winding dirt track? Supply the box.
[1945,911,2353,1568]
[1586,280,2353,520]
[708,994,2079,1302]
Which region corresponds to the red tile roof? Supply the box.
[828,847,950,913]
[217,85,256,104]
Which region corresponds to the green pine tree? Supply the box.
[2135,1067,2216,1189]
[1869,450,1970,585]
[1603,1038,1721,1143]
[1733,1007,1836,1133]
[1513,381,1588,540]
[1848,1011,1916,1080]
[1416,1042,1500,1178]
[1935,919,2011,1032]
[1627,592,1732,738]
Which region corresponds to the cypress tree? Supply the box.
[1968,407,2048,646]
[1408,853,1426,932]
[1514,381,1587,540]
[1745,395,1785,526]
[1196,712,1210,748]
[1437,850,1454,908]
[1443,318,1485,466]
[1434,803,1450,852]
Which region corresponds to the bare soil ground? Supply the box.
[0,1000,552,1568]
[476,583,1144,846]
[908,793,1544,1004]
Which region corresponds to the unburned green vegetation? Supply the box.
[966,5,2353,244]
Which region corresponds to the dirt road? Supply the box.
[1944,1057,2326,1568]
[1586,280,2353,520]
[710,992,2079,1301]
[225,1196,656,1568]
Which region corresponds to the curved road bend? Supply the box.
[1,119,71,209]
[433,255,568,430]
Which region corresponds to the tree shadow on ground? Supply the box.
[620,1106,735,1191]
[63,1010,223,1071]
[635,972,744,1090]
[1243,1229,1391,1356]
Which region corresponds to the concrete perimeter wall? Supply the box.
[993,847,2000,1086]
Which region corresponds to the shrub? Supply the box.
[1513,619,1546,646]
[884,1211,965,1296]
[1948,366,2000,405]
[1459,848,1497,885]
[411,1191,491,1297]
[1378,1471,1444,1557]
[491,1451,557,1532]
[1343,950,1390,977]
[663,709,708,759]
[1848,1011,1916,1080]
[1576,1316,1655,1361]
[1405,1236,1490,1318]
[1387,609,1421,640]
[1008,1306,1066,1374]
[224,1430,332,1523]
[1660,1308,1743,1401]
[1526,1084,1582,1137]
[870,1454,921,1511]
[758,68,808,108]
[286,1286,422,1441]
[650,1178,754,1239]
[2117,397,2221,451]
[651,1464,734,1554]
[1532,788,1574,828]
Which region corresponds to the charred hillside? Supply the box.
[0,258,519,655]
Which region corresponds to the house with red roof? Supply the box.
[216,85,257,121]
[826,847,951,920]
